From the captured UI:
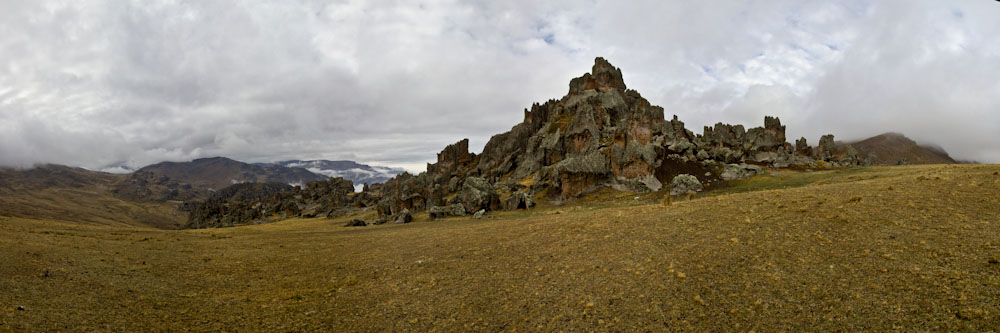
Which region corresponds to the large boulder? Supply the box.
[344,218,366,227]
[394,209,412,224]
[669,174,703,195]
[455,177,499,212]
[720,163,763,181]
[428,206,448,220]
[450,204,466,217]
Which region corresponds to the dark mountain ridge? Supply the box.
[112,157,326,202]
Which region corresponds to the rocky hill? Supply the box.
[185,57,866,228]
[850,132,956,165]
[0,165,185,228]
[368,57,861,221]
[113,157,326,202]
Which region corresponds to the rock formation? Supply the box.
[183,177,363,229]
[183,57,862,228]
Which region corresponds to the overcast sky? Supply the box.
[2,0,999,172]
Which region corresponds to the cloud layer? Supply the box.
[2,0,998,172]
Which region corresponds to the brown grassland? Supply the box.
[1,164,999,331]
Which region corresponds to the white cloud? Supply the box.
[1,0,998,171]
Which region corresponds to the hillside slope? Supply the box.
[0,165,184,228]
[851,132,956,165]
[2,164,998,330]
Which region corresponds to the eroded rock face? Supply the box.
[504,191,535,210]
[796,137,812,156]
[569,57,628,94]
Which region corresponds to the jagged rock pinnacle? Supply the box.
[569,57,627,94]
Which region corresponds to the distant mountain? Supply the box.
[113,157,326,202]
[850,133,956,165]
[0,164,116,190]
[265,160,405,187]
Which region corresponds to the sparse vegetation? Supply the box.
[2,164,999,331]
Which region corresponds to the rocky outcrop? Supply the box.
[183,177,359,228]
[365,58,861,220]
[814,134,861,166]
[504,191,535,210]
[183,57,864,228]
[428,206,448,220]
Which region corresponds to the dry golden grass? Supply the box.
[2,164,1000,331]
[0,167,184,229]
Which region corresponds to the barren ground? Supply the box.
[2,164,999,331]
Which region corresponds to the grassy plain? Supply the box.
[2,164,999,331]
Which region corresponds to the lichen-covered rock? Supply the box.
[721,164,763,181]
[669,174,703,195]
[555,152,611,174]
[456,176,498,213]
[450,204,466,216]
[611,175,662,193]
[428,205,448,220]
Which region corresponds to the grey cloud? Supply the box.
[1,0,998,174]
